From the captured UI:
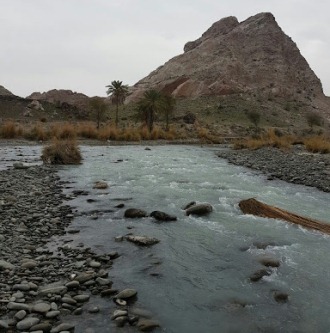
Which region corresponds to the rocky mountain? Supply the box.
[0,85,13,96]
[127,12,330,123]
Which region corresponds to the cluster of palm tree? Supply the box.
[106,80,176,131]
[136,89,176,132]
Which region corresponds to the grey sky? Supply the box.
[1,0,330,97]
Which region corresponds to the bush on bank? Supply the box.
[41,139,82,165]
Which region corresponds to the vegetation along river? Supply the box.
[2,144,330,332]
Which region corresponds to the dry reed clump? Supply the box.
[47,122,77,139]
[24,123,48,141]
[41,139,82,165]
[233,129,294,150]
[98,125,119,141]
[303,136,330,154]
[197,127,220,143]
[0,121,23,138]
[77,122,98,139]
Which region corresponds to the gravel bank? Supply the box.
[217,146,330,192]
[0,165,158,332]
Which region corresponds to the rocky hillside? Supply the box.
[128,12,330,125]
[0,85,13,96]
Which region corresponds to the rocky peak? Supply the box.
[127,12,324,104]
[184,16,239,53]
[0,85,13,96]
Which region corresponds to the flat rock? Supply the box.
[126,235,160,246]
[115,288,137,299]
[137,319,160,331]
[32,302,51,313]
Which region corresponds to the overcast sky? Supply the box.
[1,0,330,97]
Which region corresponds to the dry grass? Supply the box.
[0,121,23,138]
[24,123,48,141]
[233,129,295,150]
[77,122,98,139]
[304,136,330,154]
[41,139,82,164]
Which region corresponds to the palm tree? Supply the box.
[136,89,163,132]
[106,80,129,127]
[161,94,176,131]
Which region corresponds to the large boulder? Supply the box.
[185,203,213,216]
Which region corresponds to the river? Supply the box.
[2,144,330,332]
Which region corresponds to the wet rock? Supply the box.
[74,272,96,283]
[0,320,9,330]
[7,302,31,311]
[259,257,280,268]
[182,201,196,210]
[115,288,137,299]
[111,309,128,320]
[13,162,29,169]
[46,310,60,318]
[50,322,75,333]
[65,280,80,289]
[16,317,40,330]
[273,291,289,303]
[93,181,108,189]
[101,289,118,297]
[137,319,160,331]
[126,235,160,246]
[30,322,53,332]
[124,208,148,218]
[150,211,177,221]
[14,310,27,320]
[115,316,128,327]
[32,302,51,313]
[185,203,213,216]
[88,306,100,313]
[249,269,271,282]
[39,285,67,296]
[115,203,125,208]
[0,259,15,270]
[73,294,90,303]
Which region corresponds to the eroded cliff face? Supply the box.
[127,12,323,103]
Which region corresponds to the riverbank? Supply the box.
[0,164,158,332]
[217,145,330,192]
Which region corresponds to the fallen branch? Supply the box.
[239,198,330,235]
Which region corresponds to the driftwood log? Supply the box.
[239,198,330,235]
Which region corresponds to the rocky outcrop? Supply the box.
[0,85,13,96]
[27,89,109,115]
[127,12,324,105]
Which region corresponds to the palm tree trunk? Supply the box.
[115,102,119,127]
